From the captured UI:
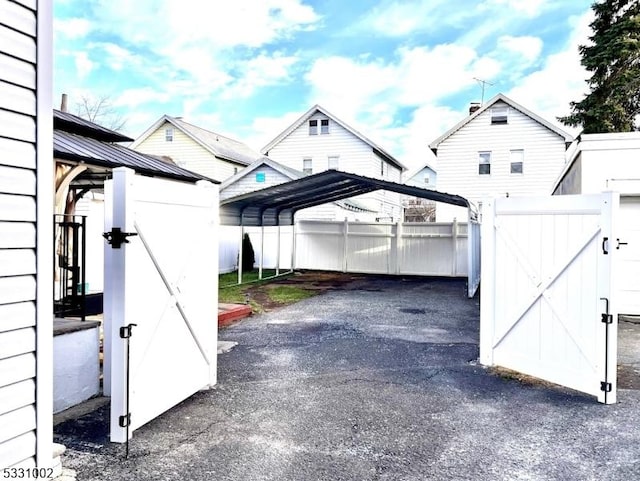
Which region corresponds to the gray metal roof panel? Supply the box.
[54,130,219,184]
[220,170,468,225]
[54,109,133,143]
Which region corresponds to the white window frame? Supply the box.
[491,106,508,124]
[303,158,313,175]
[510,149,524,174]
[309,120,318,135]
[165,127,174,141]
[320,118,329,134]
[328,155,339,170]
[478,151,491,175]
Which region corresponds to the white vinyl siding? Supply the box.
[220,166,296,201]
[435,100,567,221]
[0,0,51,469]
[265,112,403,220]
[133,122,240,182]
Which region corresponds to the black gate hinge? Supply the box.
[103,227,138,249]
[601,313,613,324]
[602,236,609,255]
[600,381,612,393]
[119,413,131,427]
[119,323,137,339]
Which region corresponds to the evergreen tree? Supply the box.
[559,0,640,133]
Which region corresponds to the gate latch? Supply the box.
[119,323,137,339]
[617,238,628,250]
[103,227,138,249]
[119,413,131,427]
[601,381,612,393]
[601,313,613,324]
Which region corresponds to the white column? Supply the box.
[479,199,496,366]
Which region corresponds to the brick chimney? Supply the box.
[469,102,481,115]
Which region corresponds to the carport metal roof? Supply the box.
[220,170,470,226]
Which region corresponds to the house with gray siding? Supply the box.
[261,105,406,221]
[429,93,573,222]
[0,0,54,471]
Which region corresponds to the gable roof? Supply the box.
[220,170,468,226]
[403,159,437,183]
[428,93,574,153]
[131,115,263,166]
[54,110,215,187]
[261,104,406,172]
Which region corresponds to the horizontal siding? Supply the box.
[0,275,35,305]
[0,405,36,444]
[221,166,293,200]
[0,165,36,195]
[0,222,35,248]
[0,380,34,415]
[134,122,237,182]
[0,431,36,468]
[0,138,36,169]
[435,101,567,220]
[0,0,38,469]
[0,353,35,390]
[0,302,35,333]
[0,194,36,221]
[0,328,35,359]
[0,53,35,90]
[0,249,35,276]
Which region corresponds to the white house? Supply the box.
[402,160,438,222]
[131,115,263,182]
[261,105,406,221]
[0,0,54,471]
[552,132,640,315]
[429,93,573,222]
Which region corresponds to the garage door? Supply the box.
[104,167,219,443]
[480,193,618,404]
[618,196,640,315]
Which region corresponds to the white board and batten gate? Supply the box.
[480,193,618,404]
[104,167,219,442]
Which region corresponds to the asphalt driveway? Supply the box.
[56,276,640,480]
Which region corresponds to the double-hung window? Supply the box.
[328,155,339,170]
[478,151,491,175]
[309,120,318,135]
[303,158,313,175]
[510,149,524,174]
[165,127,174,141]
[491,106,508,124]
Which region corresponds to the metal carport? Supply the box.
[219,170,480,296]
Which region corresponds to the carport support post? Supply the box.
[238,226,244,285]
[290,222,297,272]
[479,199,496,366]
[451,218,458,276]
[259,226,264,280]
[342,217,348,273]
[276,225,281,276]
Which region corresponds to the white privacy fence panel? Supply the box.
[480,193,618,404]
[468,221,481,297]
[105,168,219,442]
[219,226,294,273]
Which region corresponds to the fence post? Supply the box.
[291,222,297,271]
[237,226,244,284]
[342,217,348,273]
[479,199,496,366]
[259,225,264,280]
[276,225,281,276]
[451,218,458,276]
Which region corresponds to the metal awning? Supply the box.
[220,170,469,226]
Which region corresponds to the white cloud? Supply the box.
[485,0,547,17]
[74,52,94,79]
[222,53,300,99]
[507,10,593,134]
[114,87,171,109]
[250,111,303,152]
[497,36,543,64]
[54,17,92,39]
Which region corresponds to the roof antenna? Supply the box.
[473,77,494,105]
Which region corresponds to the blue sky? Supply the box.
[53,0,594,171]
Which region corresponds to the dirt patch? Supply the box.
[242,271,366,312]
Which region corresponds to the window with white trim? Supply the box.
[491,106,508,124]
[320,119,329,134]
[309,120,318,135]
[510,149,524,174]
[478,151,491,175]
[165,127,174,141]
[328,155,339,170]
[303,158,313,175]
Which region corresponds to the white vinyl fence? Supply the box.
[220,220,477,293]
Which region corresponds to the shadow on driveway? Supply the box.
[56,276,640,481]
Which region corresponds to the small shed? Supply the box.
[552,132,640,315]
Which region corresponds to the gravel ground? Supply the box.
[55,276,640,481]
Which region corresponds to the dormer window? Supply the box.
[491,106,508,124]
[165,127,174,141]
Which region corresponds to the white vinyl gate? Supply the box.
[104,168,219,442]
[480,193,618,404]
